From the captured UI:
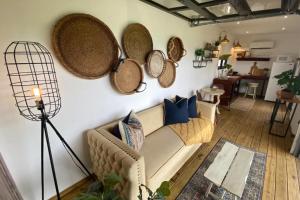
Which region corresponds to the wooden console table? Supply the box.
[269,91,300,137]
[213,76,241,109]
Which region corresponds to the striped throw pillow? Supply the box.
[119,111,144,151]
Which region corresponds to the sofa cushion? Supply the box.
[164,99,189,125]
[140,126,184,180]
[118,111,145,151]
[147,144,201,191]
[137,104,164,137]
[176,95,198,118]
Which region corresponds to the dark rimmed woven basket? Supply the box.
[111,59,147,95]
[158,59,176,88]
[146,50,166,78]
[52,13,120,79]
[167,37,186,62]
[122,23,153,65]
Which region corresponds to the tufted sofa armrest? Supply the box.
[197,101,216,123]
[87,128,146,200]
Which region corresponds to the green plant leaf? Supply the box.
[87,181,103,193]
[103,173,122,189]
[155,181,170,197]
[195,49,204,56]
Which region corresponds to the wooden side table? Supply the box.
[201,87,225,114]
[269,91,300,137]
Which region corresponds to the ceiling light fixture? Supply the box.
[219,31,230,44]
[284,15,288,19]
[233,40,242,50]
[237,21,240,25]
[282,27,286,31]
[246,31,249,34]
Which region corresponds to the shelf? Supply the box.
[237,57,270,61]
[193,59,211,68]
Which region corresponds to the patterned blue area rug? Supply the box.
[176,138,266,200]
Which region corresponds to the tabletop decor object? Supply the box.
[111,59,147,94]
[4,41,92,200]
[158,59,176,88]
[167,37,186,62]
[122,23,153,65]
[146,50,166,78]
[52,13,120,79]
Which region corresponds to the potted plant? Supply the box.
[195,48,204,61]
[75,173,170,200]
[274,69,300,99]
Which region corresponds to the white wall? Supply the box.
[0,0,221,199]
[233,32,300,72]
[237,32,300,60]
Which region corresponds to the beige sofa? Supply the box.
[87,101,216,199]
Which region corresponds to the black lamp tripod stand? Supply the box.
[38,100,92,200]
[4,41,94,200]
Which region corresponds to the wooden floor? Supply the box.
[168,99,300,200]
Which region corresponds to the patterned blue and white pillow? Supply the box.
[118,111,144,151]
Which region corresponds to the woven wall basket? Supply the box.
[122,23,153,65]
[158,59,176,88]
[167,37,186,62]
[111,59,147,95]
[52,13,120,79]
[146,50,166,78]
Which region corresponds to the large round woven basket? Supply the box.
[52,13,120,79]
[111,59,146,95]
[146,50,166,78]
[122,23,153,65]
[158,59,176,88]
[167,37,186,62]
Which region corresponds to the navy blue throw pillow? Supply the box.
[164,98,189,125]
[176,95,198,118]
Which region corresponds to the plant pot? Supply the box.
[279,89,294,99]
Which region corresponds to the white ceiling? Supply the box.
[217,14,300,35]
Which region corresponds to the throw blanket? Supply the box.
[169,117,214,145]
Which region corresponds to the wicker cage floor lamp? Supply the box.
[4,41,93,200]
